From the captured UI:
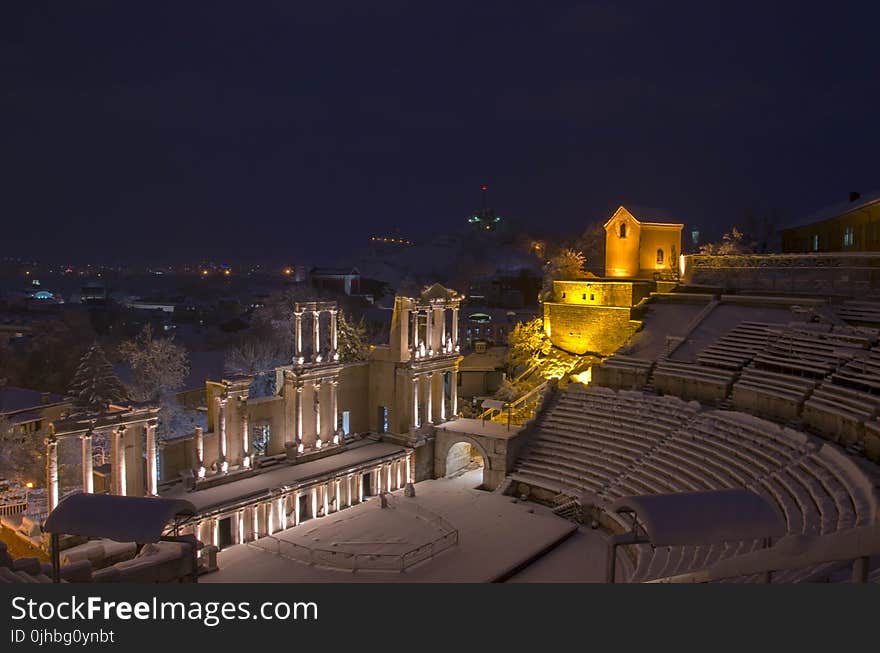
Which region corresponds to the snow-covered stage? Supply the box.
[205,471,581,582]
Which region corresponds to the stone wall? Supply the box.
[543,303,640,355]
[681,253,880,295]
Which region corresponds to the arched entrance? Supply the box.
[444,441,485,488]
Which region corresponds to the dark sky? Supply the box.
[3,2,879,264]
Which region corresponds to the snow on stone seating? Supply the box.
[802,382,880,446]
[838,299,880,327]
[509,385,880,583]
[832,348,880,394]
[590,355,654,390]
[696,321,779,371]
[652,361,737,404]
[731,366,817,423]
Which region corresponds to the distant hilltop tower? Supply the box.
[467,185,502,232]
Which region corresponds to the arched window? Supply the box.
[656,248,664,263]
[619,222,627,238]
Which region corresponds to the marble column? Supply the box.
[451,306,459,349]
[440,307,447,351]
[440,371,447,421]
[46,436,59,513]
[295,383,304,452]
[81,430,94,494]
[411,310,419,352]
[426,306,433,354]
[323,482,329,517]
[312,310,321,362]
[412,375,420,429]
[330,309,338,358]
[452,372,459,417]
[330,378,339,439]
[294,310,303,359]
[146,421,158,496]
[240,397,251,469]
[218,396,228,473]
[334,479,341,512]
[294,491,301,525]
[311,487,318,519]
[314,380,322,446]
[426,372,434,423]
[195,426,205,478]
[115,426,127,496]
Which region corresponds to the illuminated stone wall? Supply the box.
[603,206,683,278]
[552,279,652,307]
[681,253,880,293]
[543,302,640,355]
[638,226,681,275]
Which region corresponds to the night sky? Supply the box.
[3,2,879,264]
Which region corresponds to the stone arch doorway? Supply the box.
[444,441,485,488]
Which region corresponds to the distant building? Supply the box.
[310,267,361,296]
[458,307,538,352]
[604,206,683,279]
[0,385,70,453]
[780,191,880,253]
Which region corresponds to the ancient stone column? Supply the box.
[195,426,205,478]
[411,310,419,352]
[451,306,459,349]
[406,452,413,483]
[330,309,338,357]
[335,479,341,512]
[426,372,434,423]
[412,375,420,429]
[295,383,304,450]
[294,309,303,358]
[313,380,322,445]
[440,371,447,421]
[452,373,459,417]
[218,396,228,473]
[114,425,127,496]
[240,397,251,469]
[425,306,433,354]
[311,487,318,519]
[294,491,301,526]
[46,436,59,512]
[146,421,158,496]
[323,482,329,517]
[81,430,94,494]
[312,310,321,362]
[440,307,447,351]
[330,378,339,438]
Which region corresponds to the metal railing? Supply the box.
[478,380,550,428]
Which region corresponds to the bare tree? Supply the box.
[118,325,190,402]
[541,248,586,299]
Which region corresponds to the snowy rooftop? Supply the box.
[0,386,66,415]
[163,442,405,513]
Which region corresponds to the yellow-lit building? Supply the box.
[604,206,683,278]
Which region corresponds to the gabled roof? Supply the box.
[780,189,880,231]
[603,205,683,230]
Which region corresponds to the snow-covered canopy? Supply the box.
[44,494,196,543]
[610,489,785,546]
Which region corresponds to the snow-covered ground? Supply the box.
[204,473,576,583]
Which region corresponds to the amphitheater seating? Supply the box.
[731,366,817,422]
[652,361,737,403]
[591,355,654,390]
[696,321,779,370]
[510,385,880,583]
[837,300,880,327]
[802,383,880,445]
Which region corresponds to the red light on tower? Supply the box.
[481,185,488,192]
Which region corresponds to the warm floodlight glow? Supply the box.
[571,369,592,385]
[25,481,34,489]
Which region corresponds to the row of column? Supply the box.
[409,305,459,358]
[411,370,457,429]
[45,419,159,514]
[195,453,413,547]
[292,377,340,453]
[294,307,339,364]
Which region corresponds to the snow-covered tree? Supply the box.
[508,317,552,370]
[225,337,282,398]
[118,325,190,402]
[541,248,586,299]
[0,417,43,485]
[67,342,129,412]
[337,311,371,362]
[698,227,755,255]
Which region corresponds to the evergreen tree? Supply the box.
[337,311,372,362]
[67,342,128,412]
